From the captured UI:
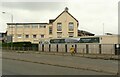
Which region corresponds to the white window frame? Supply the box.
[16,25,23,28]
[68,22,74,31]
[25,34,29,38]
[33,35,37,38]
[49,26,52,34]
[41,35,44,38]
[57,23,62,31]
[32,25,38,28]
[57,32,62,38]
[39,24,46,28]
[24,25,30,28]
[17,34,22,38]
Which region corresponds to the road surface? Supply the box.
[3,59,110,75]
[2,51,118,75]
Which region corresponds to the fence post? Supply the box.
[56,44,58,52]
[111,49,113,58]
[42,44,44,52]
[75,44,77,53]
[99,44,101,54]
[65,44,67,53]
[83,48,85,57]
[49,44,51,52]
[114,44,120,55]
[86,44,89,54]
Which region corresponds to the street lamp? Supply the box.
[103,23,104,35]
[2,11,14,50]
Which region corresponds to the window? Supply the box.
[33,35,37,38]
[68,22,74,31]
[69,32,74,37]
[39,25,46,28]
[32,25,38,28]
[17,34,22,38]
[12,35,15,38]
[9,25,15,28]
[25,35,29,38]
[41,35,44,38]
[16,25,23,28]
[57,23,62,31]
[49,26,52,34]
[24,25,30,28]
[57,32,62,38]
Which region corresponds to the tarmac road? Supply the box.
[2,51,118,75]
[2,59,110,75]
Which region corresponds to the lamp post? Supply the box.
[103,23,104,35]
[2,12,13,50]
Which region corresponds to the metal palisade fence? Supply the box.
[39,43,120,55]
[2,43,120,59]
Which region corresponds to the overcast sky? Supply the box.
[0,0,119,35]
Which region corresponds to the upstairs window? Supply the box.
[32,25,38,28]
[41,35,44,38]
[16,25,23,28]
[25,35,29,38]
[17,34,22,38]
[24,25,30,28]
[39,24,46,28]
[68,22,74,31]
[57,23,62,31]
[49,26,52,34]
[33,35,37,38]
[9,25,15,28]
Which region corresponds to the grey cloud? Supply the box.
[2,2,67,11]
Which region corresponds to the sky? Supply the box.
[0,0,119,35]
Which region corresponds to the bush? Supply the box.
[2,42,38,51]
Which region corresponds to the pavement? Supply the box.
[2,50,119,75]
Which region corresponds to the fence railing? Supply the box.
[39,43,120,55]
[2,43,120,55]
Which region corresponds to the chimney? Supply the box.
[64,7,69,12]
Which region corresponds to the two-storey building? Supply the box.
[7,7,79,43]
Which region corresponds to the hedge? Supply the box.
[2,42,38,51]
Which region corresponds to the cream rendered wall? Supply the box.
[45,24,53,38]
[7,24,48,43]
[100,35,119,44]
[52,11,78,38]
[7,25,16,42]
